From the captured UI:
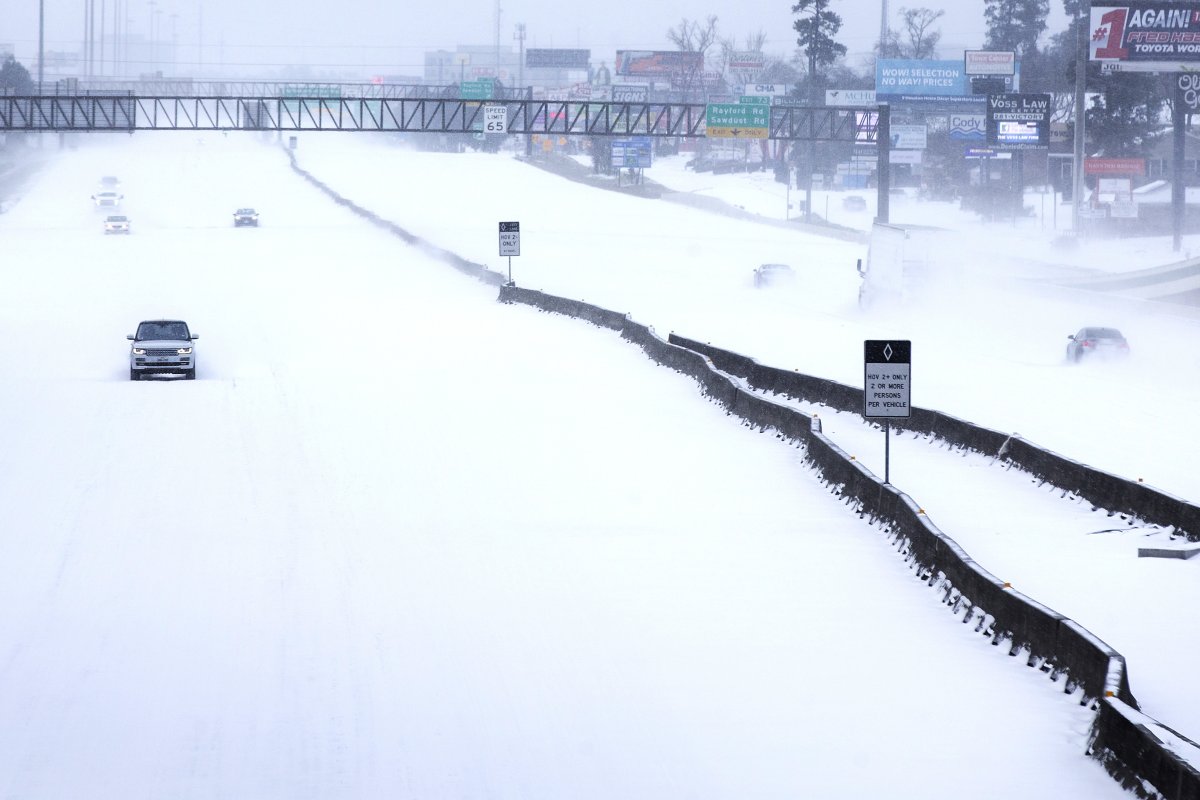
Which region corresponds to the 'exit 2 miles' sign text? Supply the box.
[864,340,911,418]
[499,221,520,256]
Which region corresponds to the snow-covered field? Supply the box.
[0,131,1185,797]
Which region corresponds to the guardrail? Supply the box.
[495,284,1200,799]
[281,142,1199,797]
[668,334,1200,542]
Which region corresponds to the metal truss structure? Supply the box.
[0,95,878,143]
[69,80,519,100]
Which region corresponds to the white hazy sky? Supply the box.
[6,0,1070,80]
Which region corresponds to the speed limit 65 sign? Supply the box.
[484,105,508,133]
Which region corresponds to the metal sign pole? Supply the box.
[885,419,891,484]
[508,255,512,284]
[864,339,911,486]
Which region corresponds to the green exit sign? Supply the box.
[739,95,772,105]
[461,79,494,100]
[705,103,770,138]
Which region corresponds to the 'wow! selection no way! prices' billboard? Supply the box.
[1090,3,1200,71]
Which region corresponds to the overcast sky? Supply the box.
[5,0,1070,80]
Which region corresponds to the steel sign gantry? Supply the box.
[0,95,879,143]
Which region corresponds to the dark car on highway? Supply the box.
[1066,327,1130,362]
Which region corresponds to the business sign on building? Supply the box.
[826,89,877,107]
[745,83,786,96]
[1090,3,1200,72]
[615,50,703,77]
[729,51,765,71]
[890,149,923,165]
[986,93,1051,149]
[525,49,590,70]
[611,83,649,103]
[964,50,1016,75]
[1084,157,1147,175]
[949,113,986,141]
[890,124,927,149]
[1175,72,1200,111]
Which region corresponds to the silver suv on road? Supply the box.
[128,320,198,380]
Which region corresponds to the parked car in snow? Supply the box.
[753,263,796,288]
[92,190,123,208]
[103,215,130,234]
[127,319,198,380]
[842,195,867,211]
[233,208,259,226]
[1066,327,1130,363]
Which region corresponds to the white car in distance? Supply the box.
[92,190,123,208]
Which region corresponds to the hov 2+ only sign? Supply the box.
[499,221,520,256]
[864,340,911,418]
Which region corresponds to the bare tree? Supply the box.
[667,16,720,99]
[898,7,944,59]
[878,7,944,60]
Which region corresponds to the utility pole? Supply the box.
[38,0,44,90]
[514,23,525,90]
[1072,0,1089,238]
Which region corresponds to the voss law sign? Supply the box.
[1090,3,1200,71]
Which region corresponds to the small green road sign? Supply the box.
[461,79,495,100]
[705,103,770,139]
[739,95,772,106]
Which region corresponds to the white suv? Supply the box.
[104,215,130,234]
[128,320,198,380]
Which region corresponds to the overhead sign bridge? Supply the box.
[0,95,878,142]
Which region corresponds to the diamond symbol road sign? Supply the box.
[864,340,911,418]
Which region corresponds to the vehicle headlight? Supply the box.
[132,347,146,355]
[177,347,192,354]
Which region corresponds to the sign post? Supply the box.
[499,221,520,284]
[864,340,912,484]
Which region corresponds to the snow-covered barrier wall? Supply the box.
[668,335,1200,543]
[285,149,506,287]
[498,284,1200,800]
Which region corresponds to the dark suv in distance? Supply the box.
[1066,327,1130,363]
[128,319,198,380]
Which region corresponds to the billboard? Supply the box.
[526,49,590,70]
[964,51,1016,75]
[826,89,877,106]
[615,50,703,77]
[1090,3,1200,71]
[877,59,1019,105]
[986,93,1051,150]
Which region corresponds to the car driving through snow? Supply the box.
[104,215,130,234]
[127,319,198,380]
[92,190,123,208]
[233,208,259,226]
[1066,327,1130,363]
